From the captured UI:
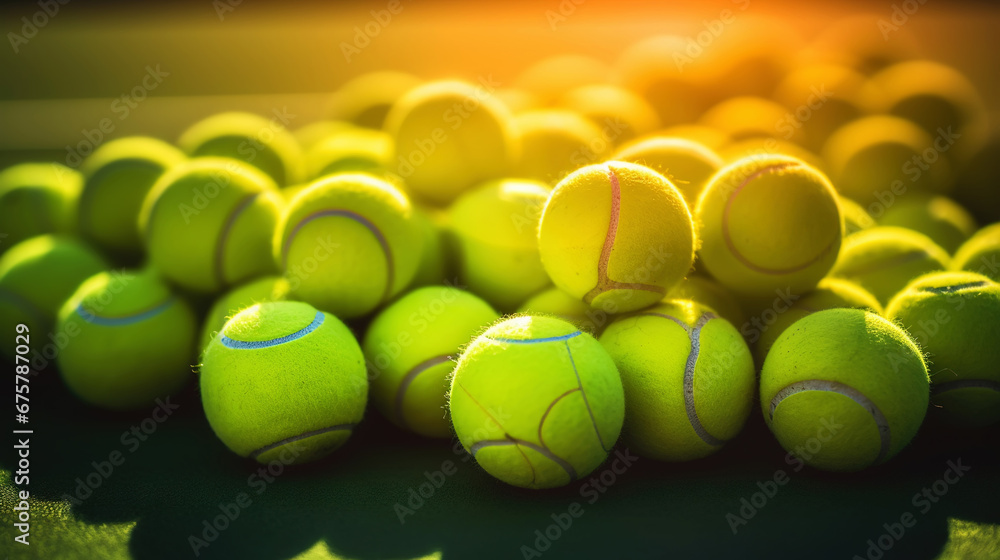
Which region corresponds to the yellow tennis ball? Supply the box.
[329,71,421,129]
[886,272,1000,427]
[514,55,612,105]
[179,112,305,186]
[0,236,108,361]
[699,96,807,146]
[538,161,694,313]
[449,315,624,489]
[696,154,843,297]
[560,84,660,145]
[754,277,882,363]
[199,275,290,352]
[305,128,393,180]
[0,163,81,251]
[823,115,953,207]
[760,308,929,471]
[599,299,755,461]
[516,287,601,333]
[667,275,747,328]
[57,270,197,410]
[140,158,283,293]
[513,110,610,185]
[364,286,499,438]
[876,195,977,254]
[275,172,421,318]
[612,136,724,207]
[385,80,517,205]
[772,64,869,151]
[200,301,367,464]
[78,136,185,258]
[839,195,876,236]
[448,179,551,311]
[950,223,1000,282]
[831,226,950,305]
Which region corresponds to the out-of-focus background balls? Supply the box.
[328,71,421,130]
[0,163,82,252]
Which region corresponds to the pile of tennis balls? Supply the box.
[3,23,999,490]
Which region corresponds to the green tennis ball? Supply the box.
[179,112,305,186]
[886,271,1000,427]
[449,315,624,489]
[385,80,518,205]
[754,277,882,363]
[78,136,185,258]
[951,223,1000,282]
[364,286,498,438]
[200,301,367,464]
[409,206,449,288]
[0,236,108,360]
[199,276,291,352]
[275,173,422,318]
[700,96,807,146]
[612,136,724,206]
[823,115,953,207]
[831,226,950,304]
[516,288,598,333]
[539,161,695,313]
[449,179,552,311]
[560,84,660,145]
[696,154,843,297]
[140,158,283,293]
[330,71,421,129]
[305,128,393,180]
[667,275,747,328]
[876,195,977,254]
[513,110,609,185]
[839,195,876,236]
[599,299,755,461]
[760,308,929,471]
[57,270,197,410]
[0,163,81,251]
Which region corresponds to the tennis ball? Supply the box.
[876,195,977,254]
[823,116,953,207]
[772,64,869,151]
[364,286,498,438]
[517,288,600,333]
[696,154,842,297]
[305,128,393,180]
[951,223,1000,282]
[831,226,950,305]
[560,84,660,145]
[658,125,730,151]
[615,35,713,126]
[409,207,450,288]
[57,270,197,410]
[0,163,81,251]
[179,112,305,186]
[612,136,724,206]
[329,71,421,129]
[78,136,185,258]
[0,236,108,360]
[292,120,355,151]
[539,162,695,313]
[199,276,291,352]
[700,97,807,146]
[717,138,826,173]
[513,110,609,185]
[886,271,1000,427]
[140,158,283,293]
[449,315,624,489]
[275,173,421,318]
[760,308,929,471]
[667,276,747,328]
[385,80,517,205]
[515,55,612,105]
[449,179,551,311]
[200,301,367,464]
[839,196,876,236]
[754,277,882,363]
[599,299,754,461]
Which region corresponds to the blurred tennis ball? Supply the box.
[514,55,612,105]
[951,223,1000,282]
[78,136,185,259]
[839,195,876,236]
[385,80,518,205]
[199,275,290,353]
[658,125,729,151]
[560,84,661,145]
[539,161,695,313]
[953,130,1000,225]
[700,96,807,146]
[292,120,356,151]
[797,14,920,74]
[718,138,826,173]
[667,275,747,328]
[876,195,977,254]
[304,128,393,180]
[516,287,599,333]
[513,110,609,185]
[448,179,551,311]
[772,64,869,151]
[0,163,81,252]
[179,112,305,186]
[493,88,540,114]
[831,226,949,305]
[612,136,724,207]
[329,71,421,129]
[615,35,714,127]
[409,206,450,288]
